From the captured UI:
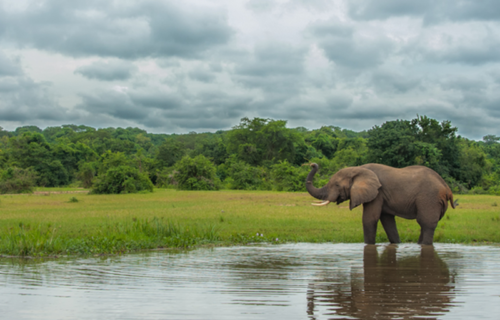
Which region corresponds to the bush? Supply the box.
[487,186,500,196]
[174,155,220,190]
[156,167,178,188]
[78,161,99,188]
[220,157,270,190]
[469,186,487,195]
[270,161,308,191]
[443,176,469,194]
[36,160,69,187]
[91,165,154,194]
[0,167,37,194]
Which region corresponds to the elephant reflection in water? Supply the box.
[307,245,456,320]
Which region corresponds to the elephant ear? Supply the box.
[349,168,381,210]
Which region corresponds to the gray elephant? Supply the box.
[306,163,456,245]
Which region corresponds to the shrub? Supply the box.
[77,161,99,188]
[0,167,37,194]
[270,160,308,191]
[443,176,469,194]
[487,186,500,196]
[469,186,487,195]
[221,157,270,190]
[174,155,220,190]
[91,165,154,194]
[156,168,178,188]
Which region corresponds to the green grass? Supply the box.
[0,189,499,256]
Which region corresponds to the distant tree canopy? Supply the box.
[0,116,497,194]
[367,116,459,174]
[366,116,486,189]
[226,117,300,166]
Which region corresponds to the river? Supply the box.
[1,243,499,319]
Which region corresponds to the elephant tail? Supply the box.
[448,192,456,209]
[440,191,455,220]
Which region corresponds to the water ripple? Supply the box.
[1,243,500,319]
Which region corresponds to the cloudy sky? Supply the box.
[1,0,500,139]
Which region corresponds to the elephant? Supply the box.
[305,163,456,245]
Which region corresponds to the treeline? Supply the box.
[0,116,499,194]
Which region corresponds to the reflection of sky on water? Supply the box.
[0,243,499,319]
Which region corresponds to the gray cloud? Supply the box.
[423,40,500,66]
[348,0,433,21]
[0,77,70,122]
[308,20,394,69]
[236,43,306,78]
[1,1,500,140]
[371,70,421,94]
[245,0,277,13]
[399,24,500,66]
[188,69,216,83]
[0,0,233,59]
[76,86,252,131]
[0,52,22,76]
[78,91,145,121]
[233,42,307,100]
[129,91,182,110]
[75,60,137,81]
[347,0,500,24]
[439,76,488,94]
[0,50,72,124]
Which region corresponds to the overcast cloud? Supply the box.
[1,0,499,139]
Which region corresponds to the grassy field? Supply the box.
[0,189,499,256]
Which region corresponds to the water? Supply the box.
[1,243,499,319]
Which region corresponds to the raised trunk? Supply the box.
[306,163,328,200]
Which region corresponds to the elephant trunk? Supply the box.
[306,163,328,201]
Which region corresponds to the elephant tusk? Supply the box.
[311,200,330,206]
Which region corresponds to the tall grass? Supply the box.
[1,189,499,256]
[1,223,59,256]
[0,218,222,256]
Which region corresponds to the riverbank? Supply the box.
[0,189,499,256]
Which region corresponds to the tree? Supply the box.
[0,167,37,194]
[411,115,460,177]
[311,134,337,159]
[270,160,308,191]
[366,116,489,189]
[220,156,270,190]
[174,155,220,190]
[8,132,69,186]
[226,117,300,166]
[13,126,42,136]
[156,140,185,168]
[456,141,487,189]
[98,151,133,174]
[366,119,419,167]
[78,162,99,188]
[483,135,500,145]
[91,166,154,194]
[190,134,228,165]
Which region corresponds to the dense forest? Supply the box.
[0,116,499,195]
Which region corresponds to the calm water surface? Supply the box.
[1,243,499,319]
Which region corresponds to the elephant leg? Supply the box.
[362,217,378,244]
[380,213,400,244]
[417,214,439,245]
[362,200,382,244]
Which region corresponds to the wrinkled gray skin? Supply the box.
[306,163,455,245]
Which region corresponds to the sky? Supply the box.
[1,0,500,140]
